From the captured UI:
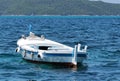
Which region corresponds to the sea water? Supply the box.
[0,16,120,81]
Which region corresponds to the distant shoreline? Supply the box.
[0,0,120,16]
[0,15,120,16]
[0,15,120,18]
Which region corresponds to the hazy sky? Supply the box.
[91,0,120,4]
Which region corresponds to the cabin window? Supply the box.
[38,46,49,50]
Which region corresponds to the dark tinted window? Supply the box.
[39,46,49,50]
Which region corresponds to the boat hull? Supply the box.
[20,50,87,65]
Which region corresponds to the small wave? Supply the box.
[0,53,19,57]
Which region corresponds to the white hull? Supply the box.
[20,50,86,64]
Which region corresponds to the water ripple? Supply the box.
[0,16,120,80]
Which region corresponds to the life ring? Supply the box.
[15,47,20,52]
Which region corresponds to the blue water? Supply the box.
[0,16,120,81]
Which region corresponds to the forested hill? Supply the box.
[0,0,120,15]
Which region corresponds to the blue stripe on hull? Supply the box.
[26,51,87,57]
[44,53,87,57]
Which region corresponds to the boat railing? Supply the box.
[77,43,87,53]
